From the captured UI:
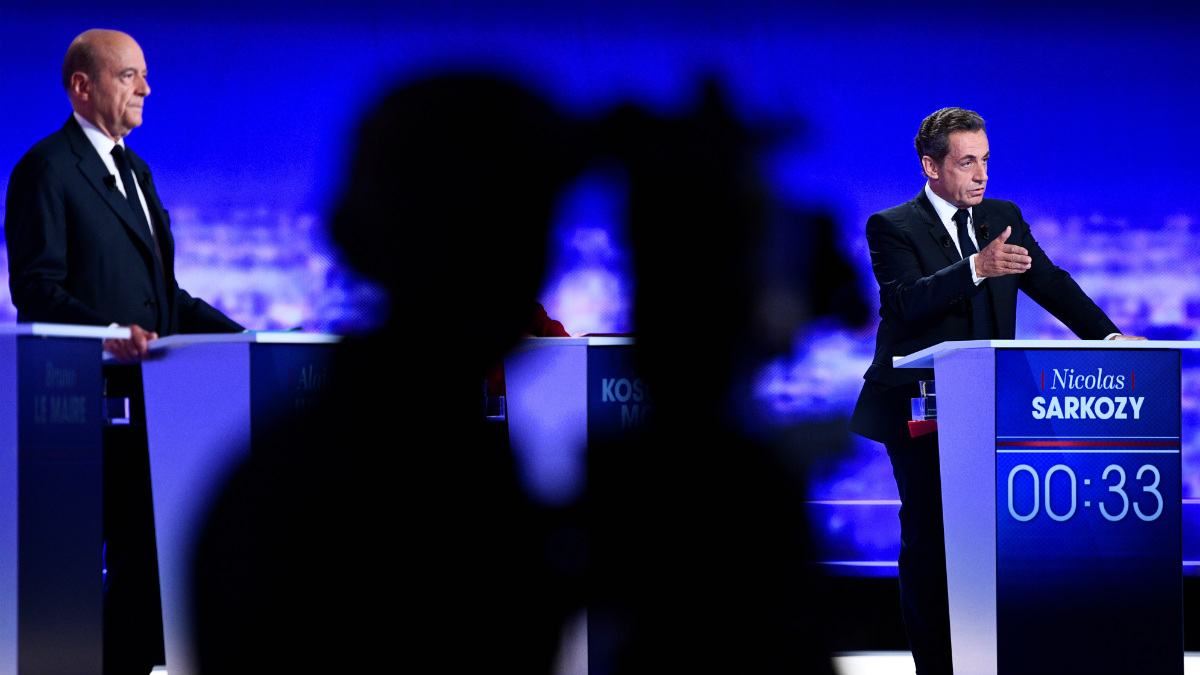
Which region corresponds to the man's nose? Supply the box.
[975,162,987,183]
[138,76,150,96]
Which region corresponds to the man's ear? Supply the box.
[69,72,91,101]
[921,155,939,180]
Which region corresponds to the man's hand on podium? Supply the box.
[103,324,158,362]
[1107,334,1148,341]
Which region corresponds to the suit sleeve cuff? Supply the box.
[969,254,983,285]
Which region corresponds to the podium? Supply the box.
[140,332,341,675]
[0,323,129,675]
[897,339,1189,675]
[503,337,638,505]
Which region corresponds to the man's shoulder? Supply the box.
[869,194,927,231]
[13,122,77,171]
[977,197,1024,225]
[29,117,79,152]
[875,194,922,217]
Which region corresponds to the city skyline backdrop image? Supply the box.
[4,0,1200,574]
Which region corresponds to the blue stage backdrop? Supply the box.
[3,0,1200,575]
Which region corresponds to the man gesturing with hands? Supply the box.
[849,107,1143,675]
[975,226,1029,276]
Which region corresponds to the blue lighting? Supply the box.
[4,0,1200,575]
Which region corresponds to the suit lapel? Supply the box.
[125,148,174,282]
[973,202,993,248]
[972,201,1017,338]
[122,145,175,333]
[62,117,158,256]
[914,190,960,265]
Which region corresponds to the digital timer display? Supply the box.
[993,349,1181,675]
[1005,461,1165,523]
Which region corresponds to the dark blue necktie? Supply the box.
[953,208,994,338]
[953,208,977,257]
[111,145,151,234]
[112,145,167,294]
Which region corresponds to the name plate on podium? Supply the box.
[994,349,1180,674]
[0,323,129,675]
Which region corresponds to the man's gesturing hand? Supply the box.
[103,324,158,362]
[974,226,1032,278]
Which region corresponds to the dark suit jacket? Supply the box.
[849,190,1118,444]
[5,116,242,336]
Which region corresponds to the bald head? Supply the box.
[63,29,150,141]
[63,30,122,90]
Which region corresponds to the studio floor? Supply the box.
[148,652,1200,674]
[833,652,1200,675]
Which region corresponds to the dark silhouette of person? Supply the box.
[191,75,588,673]
[587,84,837,674]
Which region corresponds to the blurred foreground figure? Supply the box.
[588,85,836,674]
[192,76,586,673]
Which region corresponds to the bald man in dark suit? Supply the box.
[5,30,243,674]
[6,29,241,363]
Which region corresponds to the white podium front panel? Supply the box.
[142,334,340,675]
[503,337,638,507]
[935,347,999,674]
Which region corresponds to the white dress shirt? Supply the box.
[73,111,155,235]
[924,182,980,285]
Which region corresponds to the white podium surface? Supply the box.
[149,330,342,350]
[894,338,1200,369]
[1,321,131,339]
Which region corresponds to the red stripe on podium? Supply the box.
[996,440,1177,447]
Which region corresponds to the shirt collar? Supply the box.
[73,111,126,158]
[924,182,971,226]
